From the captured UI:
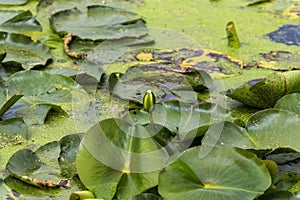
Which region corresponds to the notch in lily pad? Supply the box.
[226,21,241,48]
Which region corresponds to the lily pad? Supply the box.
[6,149,42,176]
[246,0,300,18]
[130,193,162,200]
[205,109,300,151]
[247,109,300,151]
[125,100,237,142]
[158,146,271,200]
[257,51,300,70]
[38,0,143,14]
[111,48,243,78]
[0,10,41,33]
[1,98,68,125]
[0,0,27,5]
[0,117,29,148]
[3,136,84,198]
[275,93,300,115]
[267,24,300,46]
[0,32,52,69]
[110,65,210,104]
[76,118,173,199]
[6,70,76,106]
[59,134,82,178]
[227,71,300,108]
[50,5,148,41]
[0,90,23,117]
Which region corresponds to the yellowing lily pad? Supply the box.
[256,50,300,70]
[114,48,244,79]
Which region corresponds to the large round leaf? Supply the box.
[6,70,75,105]
[50,5,148,41]
[0,32,52,69]
[158,146,271,200]
[246,109,300,151]
[76,118,173,199]
[275,93,300,115]
[205,109,300,152]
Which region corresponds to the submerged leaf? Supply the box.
[267,24,300,46]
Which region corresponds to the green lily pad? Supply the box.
[275,93,300,115]
[6,149,42,176]
[38,0,143,14]
[76,118,174,199]
[6,70,76,107]
[259,191,300,200]
[227,71,300,108]
[4,136,84,198]
[0,90,23,117]
[0,32,52,69]
[130,193,162,200]
[59,134,82,178]
[158,146,271,200]
[125,100,237,145]
[50,5,148,41]
[205,109,300,151]
[0,117,29,148]
[8,101,68,125]
[0,0,27,5]
[247,109,300,151]
[0,10,41,33]
[110,66,211,104]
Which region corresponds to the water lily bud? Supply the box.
[143,90,156,112]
